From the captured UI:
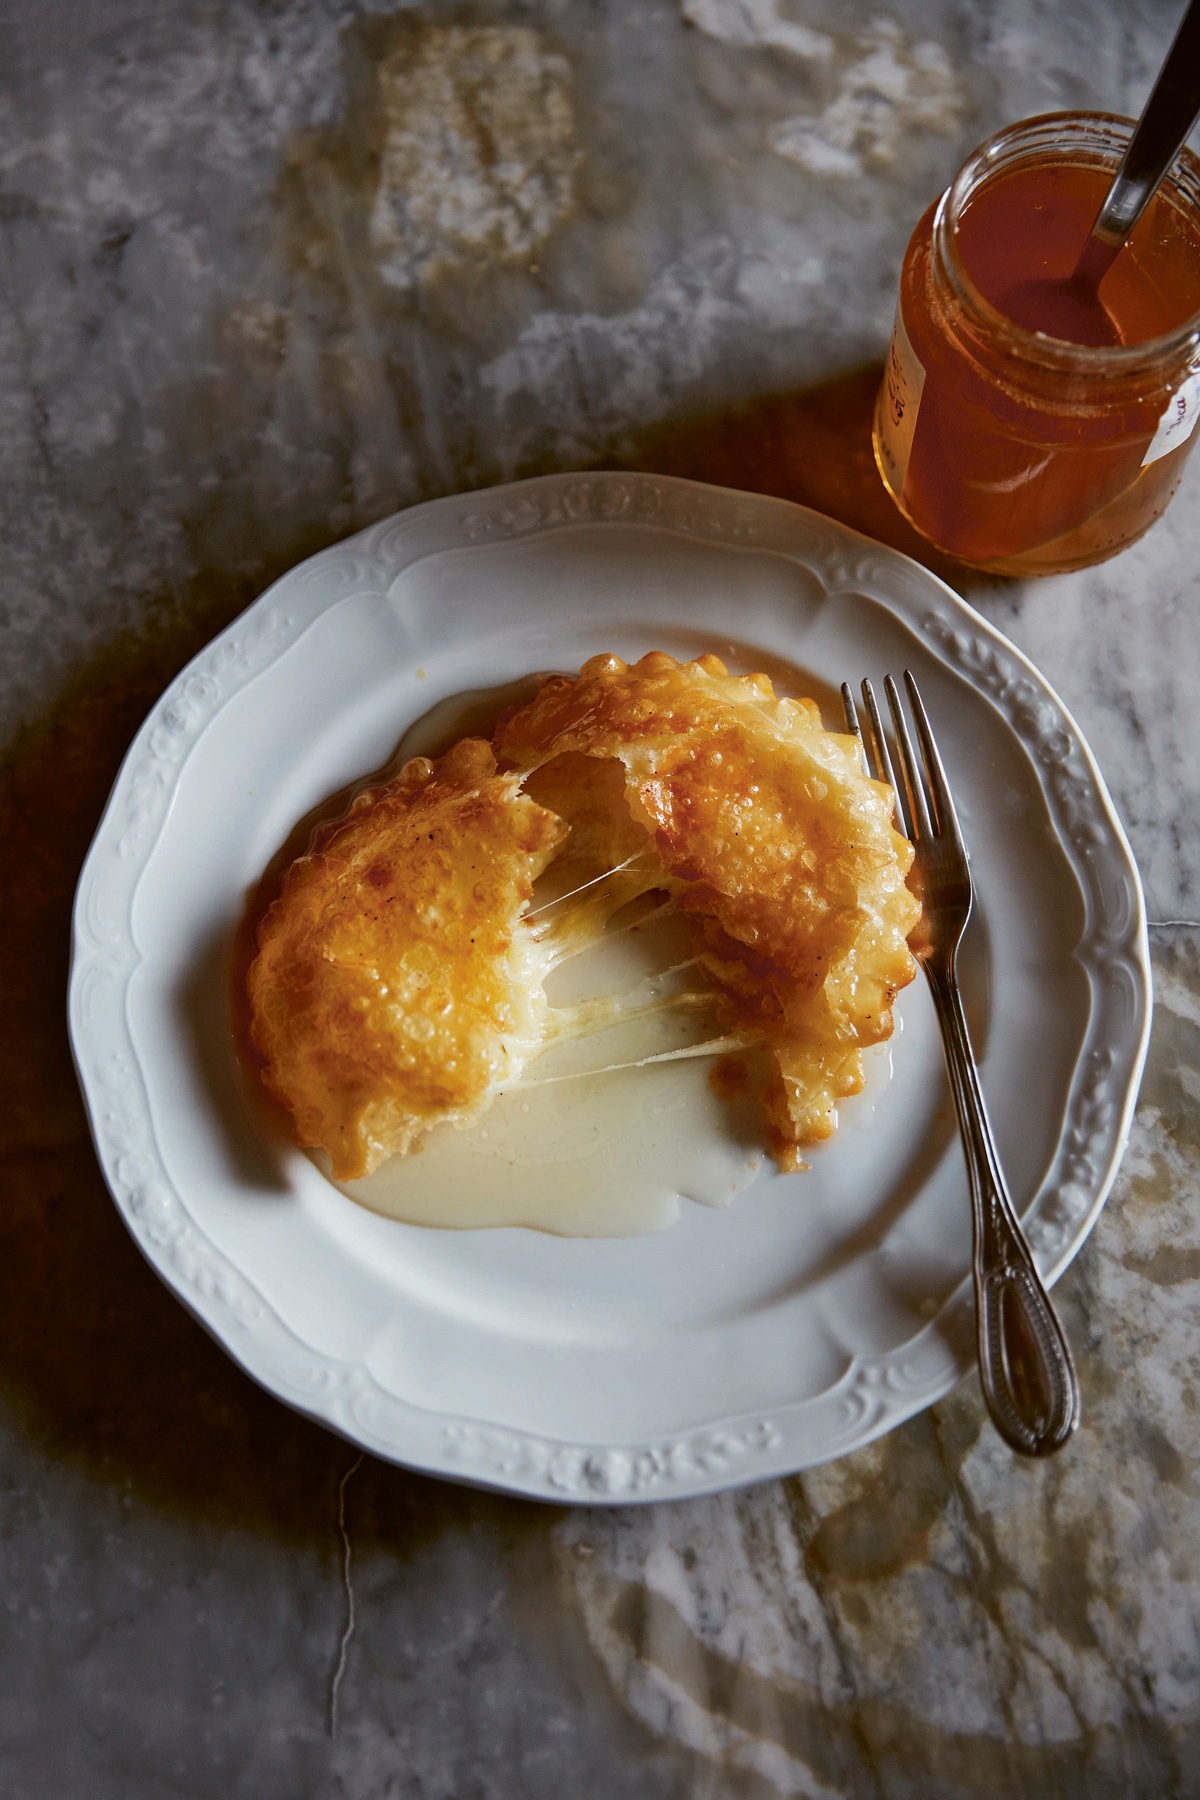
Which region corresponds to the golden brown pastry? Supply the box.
[246,738,565,1180]
[495,652,920,1165]
[246,651,919,1184]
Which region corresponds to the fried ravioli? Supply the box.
[247,652,920,1188]
[246,737,565,1180]
[495,652,920,1166]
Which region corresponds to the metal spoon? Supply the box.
[995,0,1200,346]
[1074,0,1200,290]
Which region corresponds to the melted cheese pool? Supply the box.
[327,899,898,1235]
[332,903,767,1236]
[286,670,902,1236]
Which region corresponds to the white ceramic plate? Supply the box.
[69,473,1150,1502]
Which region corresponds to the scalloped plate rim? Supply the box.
[67,471,1151,1503]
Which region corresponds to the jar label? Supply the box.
[1143,369,1200,467]
[875,300,926,495]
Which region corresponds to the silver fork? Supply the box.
[844,672,1080,1456]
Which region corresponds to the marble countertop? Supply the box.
[3,0,1199,1794]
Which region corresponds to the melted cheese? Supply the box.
[245,653,920,1227]
[495,652,920,1166]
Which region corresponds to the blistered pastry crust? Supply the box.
[246,738,565,1179]
[495,652,920,1164]
[248,652,919,1183]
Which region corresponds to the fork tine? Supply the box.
[840,682,865,768]
[904,671,967,854]
[841,683,887,791]
[884,674,934,840]
[861,678,906,834]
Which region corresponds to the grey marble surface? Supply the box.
[2,0,1200,1794]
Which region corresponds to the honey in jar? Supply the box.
[874,113,1200,575]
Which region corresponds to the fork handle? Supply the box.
[925,961,1081,1455]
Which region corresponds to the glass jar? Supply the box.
[873,113,1200,575]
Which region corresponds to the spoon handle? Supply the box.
[1090,0,1200,257]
